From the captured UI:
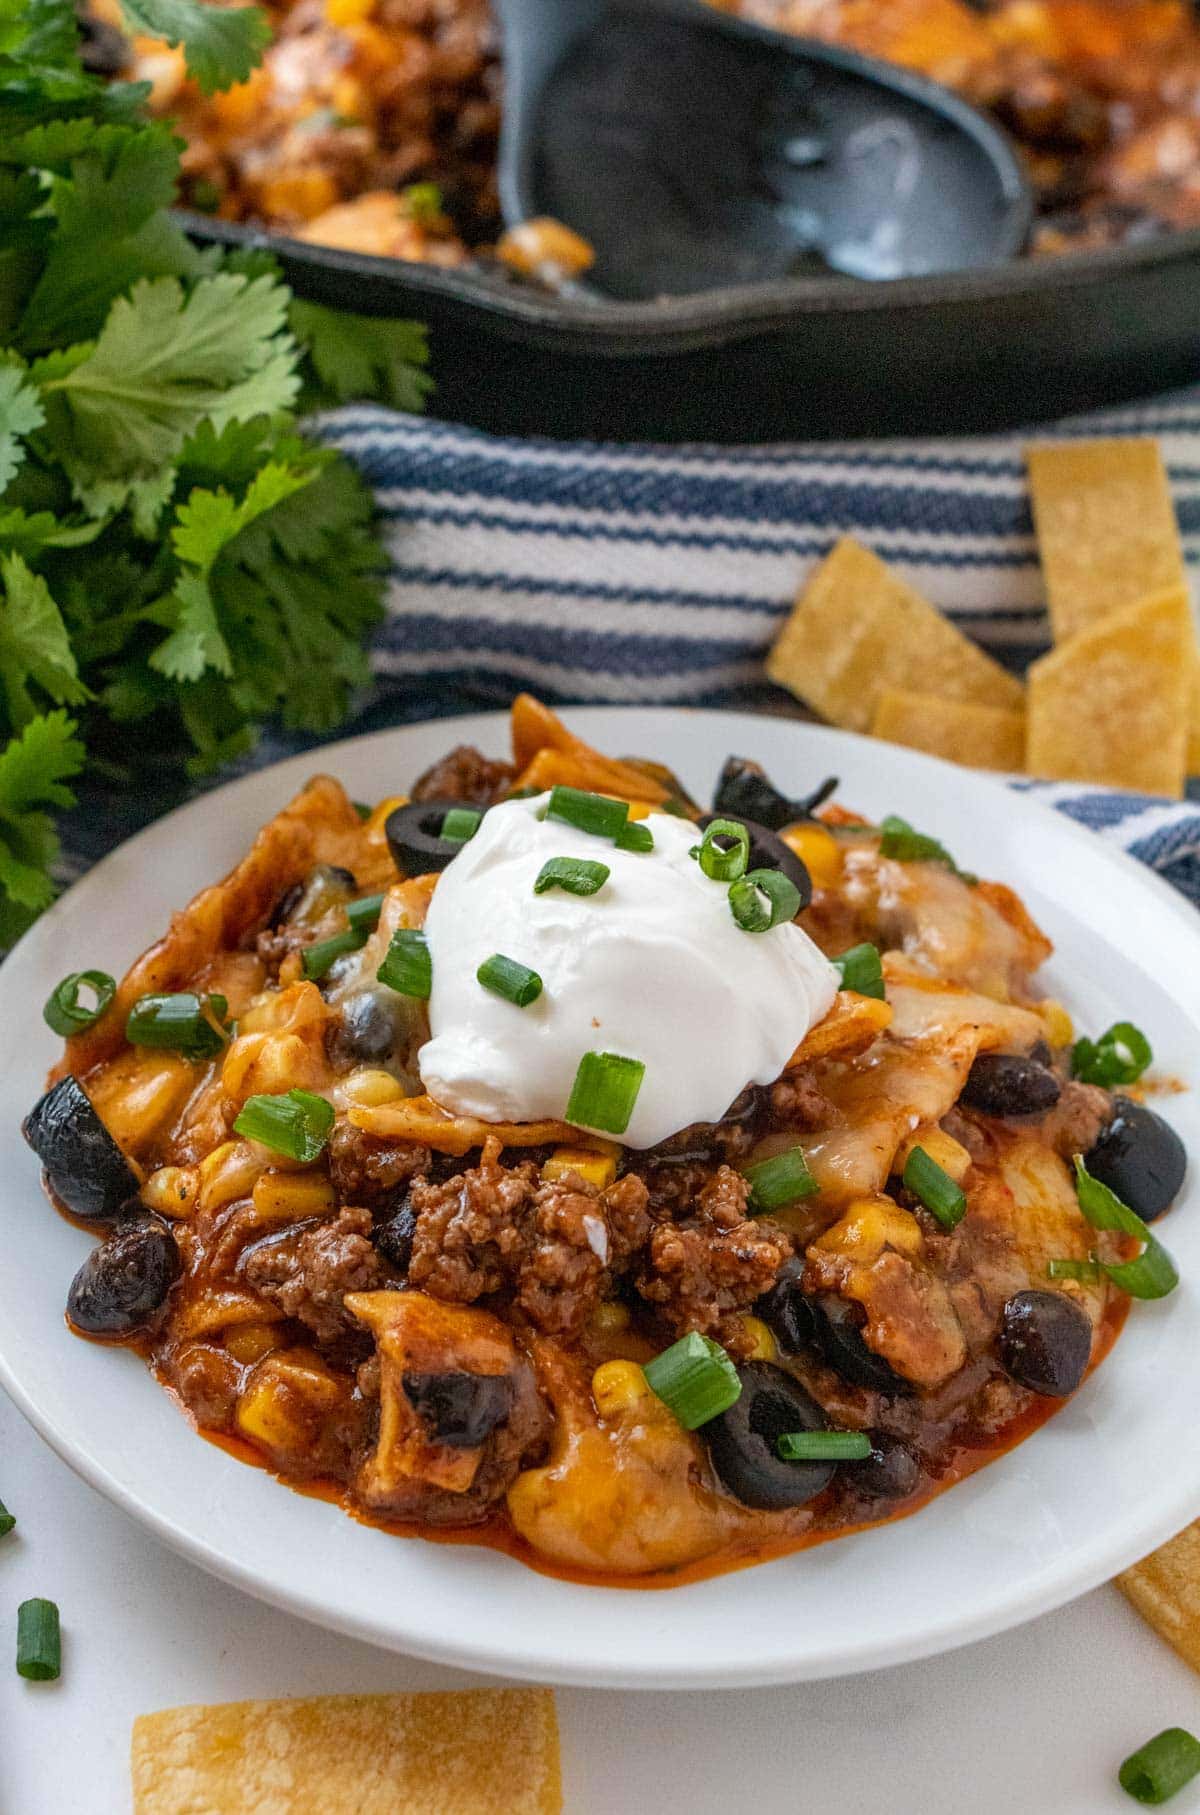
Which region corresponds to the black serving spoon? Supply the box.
[495,0,1031,300]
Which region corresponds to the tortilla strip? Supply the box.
[1118,1523,1200,1676]
[766,537,1023,733]
[130,1688,562,1815]
[509,693,669,804]
[871,688,1026,773]
[785,990,892,1067]
[350,1094,580,1155]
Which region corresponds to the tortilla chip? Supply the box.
[871,688,1026,772]
[349,1093,579,1155]
[131,1688,562,1815]
[1027,440,1187,644]
[786,990,892,1066]
[1025,586,1191,796]
[1119,1523,1200,1676]
[767,537,1023,732]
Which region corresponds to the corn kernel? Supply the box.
[1037,997,1074,1050]
[141,1165,199,1219]
[591,1359,651,1419]
[541,1145,617,1191]
[781,822,842,890]
[251,1169,335,1226]
[496,217,596,280]
[325,0,374,25]
[198,1140,263,1212]
[236,1351,340,1453]
[740,1315,777,1361]
[225,1322,280,1365]
[815,1196,924,1261]
[336,1067,404,1110]
[896,1126,972,1185]
[590,1300,631,1336]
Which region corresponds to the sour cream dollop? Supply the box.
[417,793,839,1150]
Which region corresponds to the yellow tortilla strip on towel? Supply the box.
[1025,586,1191,796]
[1118,1523,1200,1676]
[766,537,1024,733]
[871,689,1026,772]
[131,1688,562,1815]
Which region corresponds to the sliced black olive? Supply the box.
[23,1076,140,1222]
[66,1216,181,1336]
[402,1371,512,1446]
[703,1361,835,1510]
[618,756,701,817]
[756,1256,817,1355]
[811,1295,910,1395]
[959,1052,1061,1118]
[329,987,408,1068]
[712,757,838,832]
[386,799,478,876]
[270,863,357,929]
[1084,1097,1186,1223]
[999,1289,1092,1397]
[852,1433,922,1501]
[695,813,812,910]
[374,1199,418,1275]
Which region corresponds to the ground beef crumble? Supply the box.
[327,1122,432,1208]
[240,1206,384,1345]
[410,744,515,806]
[636,1165,792,1339]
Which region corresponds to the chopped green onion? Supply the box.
[831,943,885,1000]
[0,1498,14,1538]
[1047,1257,1103,1282]
[126,992,230,1060]
[743,1144,818,1211]
[402,180,443,224]
[879,814,974,882]
[301,929,364,981]
[566,1050,645,1135]
[546,785,629,841]
[346,893,385,935]
[776,1430,872,1462]
[442,806,482,844]
[728,868,802,932]
[377,927,431,999]
[477,953,543,1007]
[1071,1021,1153,1087]
[353,800,372,821]
[691,818,750,882]
[1119,1728,1200,1805]
[615,820,654,854]
[903,1145,967,1229]
[16,1599,60,1681]
[43,970,116,1037]
[533,856,610,897]
[1074,1155,1178,1299]
[643,1332,742,1430]
[234,1088,334,1163]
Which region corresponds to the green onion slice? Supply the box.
[16,1598,60,1682]
[377,927,432,999]
[442,806,482,844]
[1047,1257,1103,1283]
[566,1050,645,1135]
[301,928,364,981]
[903,1145,967,1230]
[477,953,543,1007]
[234,1088,334,1163]
[831,943,886,1000]
[879,814,974,882]
[546,785,629,841]
[691,818,750,882]
[615,820,654,854]
[126,991,231,1060]
[743,1144,818,1211]
[0,1498,14,1539]
[43,970,116,1037]
[353,800,372,821]
[776,1430,872,1462]
[346,893,385,935]
[643,1332,742,1430]
[533,856,610,897]
[1071,1021,1153,1087]
[1119,1728,1200,1805]
[1074,1155,1178,1299]
[728,868,802,933]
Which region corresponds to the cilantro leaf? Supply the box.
[149,568,231,683]
[291,301,434,413]
[117,0,272,95]
[0,708,83,944]
[0,550,88,727]
[171,461,316,571]
[0,361,42,489]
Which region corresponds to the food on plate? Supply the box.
[1120,1524,1200,1677]
[130,1688,562,1814]
[22,698,1184,1584]
[870,691,1026,773]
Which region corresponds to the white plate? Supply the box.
[2,707,1199,1691]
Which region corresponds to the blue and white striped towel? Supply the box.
[56,387,1200,910]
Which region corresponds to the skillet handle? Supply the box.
[493,0,608,223]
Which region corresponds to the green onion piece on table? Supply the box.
[301,929,364,981]
[377,928,432,999]
[533,857,611,897]
[16,1599,60,1682]
[1119,1728,1200,1805]
[234,1088,334,1163]
[728,868,802,933]
[43,971,116,1037]
[0,1498,14,1538]
[691,818,750,882]
[441,807,482,844]
[126,992,230,1060]
[644,1332,742,1430]
[566,1051,645,1135]
[903,1145,967,1230]
[1074,1156,1178,1299]
[831,943,886,1000]
[1071,1021,1153,1087]
[545,786,629,841]
[743,1145,818,1211]
[477,953,543,1007]
[776,1431,872,1462]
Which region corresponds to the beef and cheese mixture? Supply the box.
[87,0,1200,269]
[24,696,1185,1583]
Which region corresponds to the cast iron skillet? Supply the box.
[182,7,1200,442]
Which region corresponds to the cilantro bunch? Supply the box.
[0,0,432,946]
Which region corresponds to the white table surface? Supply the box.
[3,1389,1199,1815]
